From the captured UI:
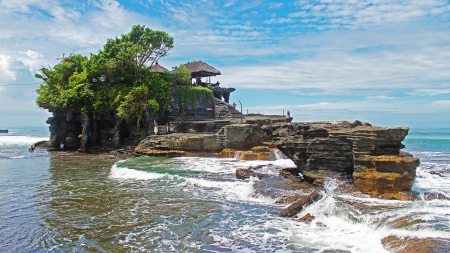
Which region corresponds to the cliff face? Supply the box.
[46,109,158,151]
[134,124,268,156]
[262,121,420,197]
[46,88,216,152]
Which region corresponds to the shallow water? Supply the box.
[0,126,449,252]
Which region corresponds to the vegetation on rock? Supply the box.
[35,25,178,124]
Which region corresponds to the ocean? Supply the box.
[0,126,449,252]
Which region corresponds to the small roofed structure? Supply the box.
[173,60,221,87]
[149,62,169,73]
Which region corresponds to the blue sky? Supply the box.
[0,0,449,128]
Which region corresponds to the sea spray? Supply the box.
[1,127,449,252]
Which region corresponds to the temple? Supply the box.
[44,60,292,152]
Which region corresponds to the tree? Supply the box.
[35,54,88,110]
[36,24,175,124]
[85,24,174,86]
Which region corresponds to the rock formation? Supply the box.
[44,87,242,152]
[135,124,268,156]
[279,189,322,217]
[262,120,420,198]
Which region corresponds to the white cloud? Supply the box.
[365,95,396,100]
[291,0,450,29]
[432,100,450,107]
[0,54,16,80]
[18,50,44,73]
[408,89,450,96]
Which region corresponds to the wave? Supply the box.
[109,160,277,204]
[0,135,47,146]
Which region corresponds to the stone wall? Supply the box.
[164,87,215,122]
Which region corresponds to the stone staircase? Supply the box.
[229,107,243,119]
[213,120,230,132]
[216,128,227,146]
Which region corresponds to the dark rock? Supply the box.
[263,121,420,198]
[298,213,315,223]
[280,189,322,217]
[279,167,303,183]
[251,146,271,153]
[275,194,303,203]
[382,236,450,253]
[236,167,265,179]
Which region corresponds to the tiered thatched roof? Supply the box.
[172,60,221,78]
[149,62,169,73]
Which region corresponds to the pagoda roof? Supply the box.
[172,60,221,77]
[149,62,169,73]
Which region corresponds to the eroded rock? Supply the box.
[279,167,303,183]
[263,121,420,198]
[280,189,322,217]
[382,236,450,253]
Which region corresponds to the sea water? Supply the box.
[0,127,449,252]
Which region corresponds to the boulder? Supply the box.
[279,189,322,217]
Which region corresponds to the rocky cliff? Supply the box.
[262,121,420,198]
[45,88,238,152]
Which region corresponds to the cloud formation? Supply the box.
[0,54,16,80]
[0,0,449,127]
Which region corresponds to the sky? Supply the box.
[0,0,449,128]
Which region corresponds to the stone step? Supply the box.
[213,120,231,132]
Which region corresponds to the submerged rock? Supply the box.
[279,167,303,183]
[279,189,322,217]
[235,165,266,179]
[382,236,450,253]
[220,147,275,161]
[298,213,315,223]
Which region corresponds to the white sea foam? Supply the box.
[110,160,276,204]
[112,151,450,252]
[173,157,238,174]
[109,162,167,180]
[228,158,296,169]
[0,135,47,146]
[412,163,450,197]
[184,176,276,204]
[10,155,28,159]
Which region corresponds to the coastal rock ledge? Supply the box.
[262,121,420,198]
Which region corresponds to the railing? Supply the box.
[157,126,167,134]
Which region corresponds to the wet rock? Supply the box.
[29,140,49,151]
[236,166,266,179]
[220,148,236,158]
[275,194,303,203]
[429,171,445,177]
[251,146,271,153]
[421,192,448,200]
[298,213,315,223]
[382,236,450,253]
[378,191,416,201]
[135,134,223,156]
[353,155,419,195]
[220,148,276,161]
[263,121,420,197]
[279,167,303,183]
[280,189,322,217]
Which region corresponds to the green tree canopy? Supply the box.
[36,25,175,124]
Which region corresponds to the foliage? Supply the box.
[36,54,88,109]
[116,85,149,125]
[172,65,191,86]
[178,86,213,118]
[35,25,175,125]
